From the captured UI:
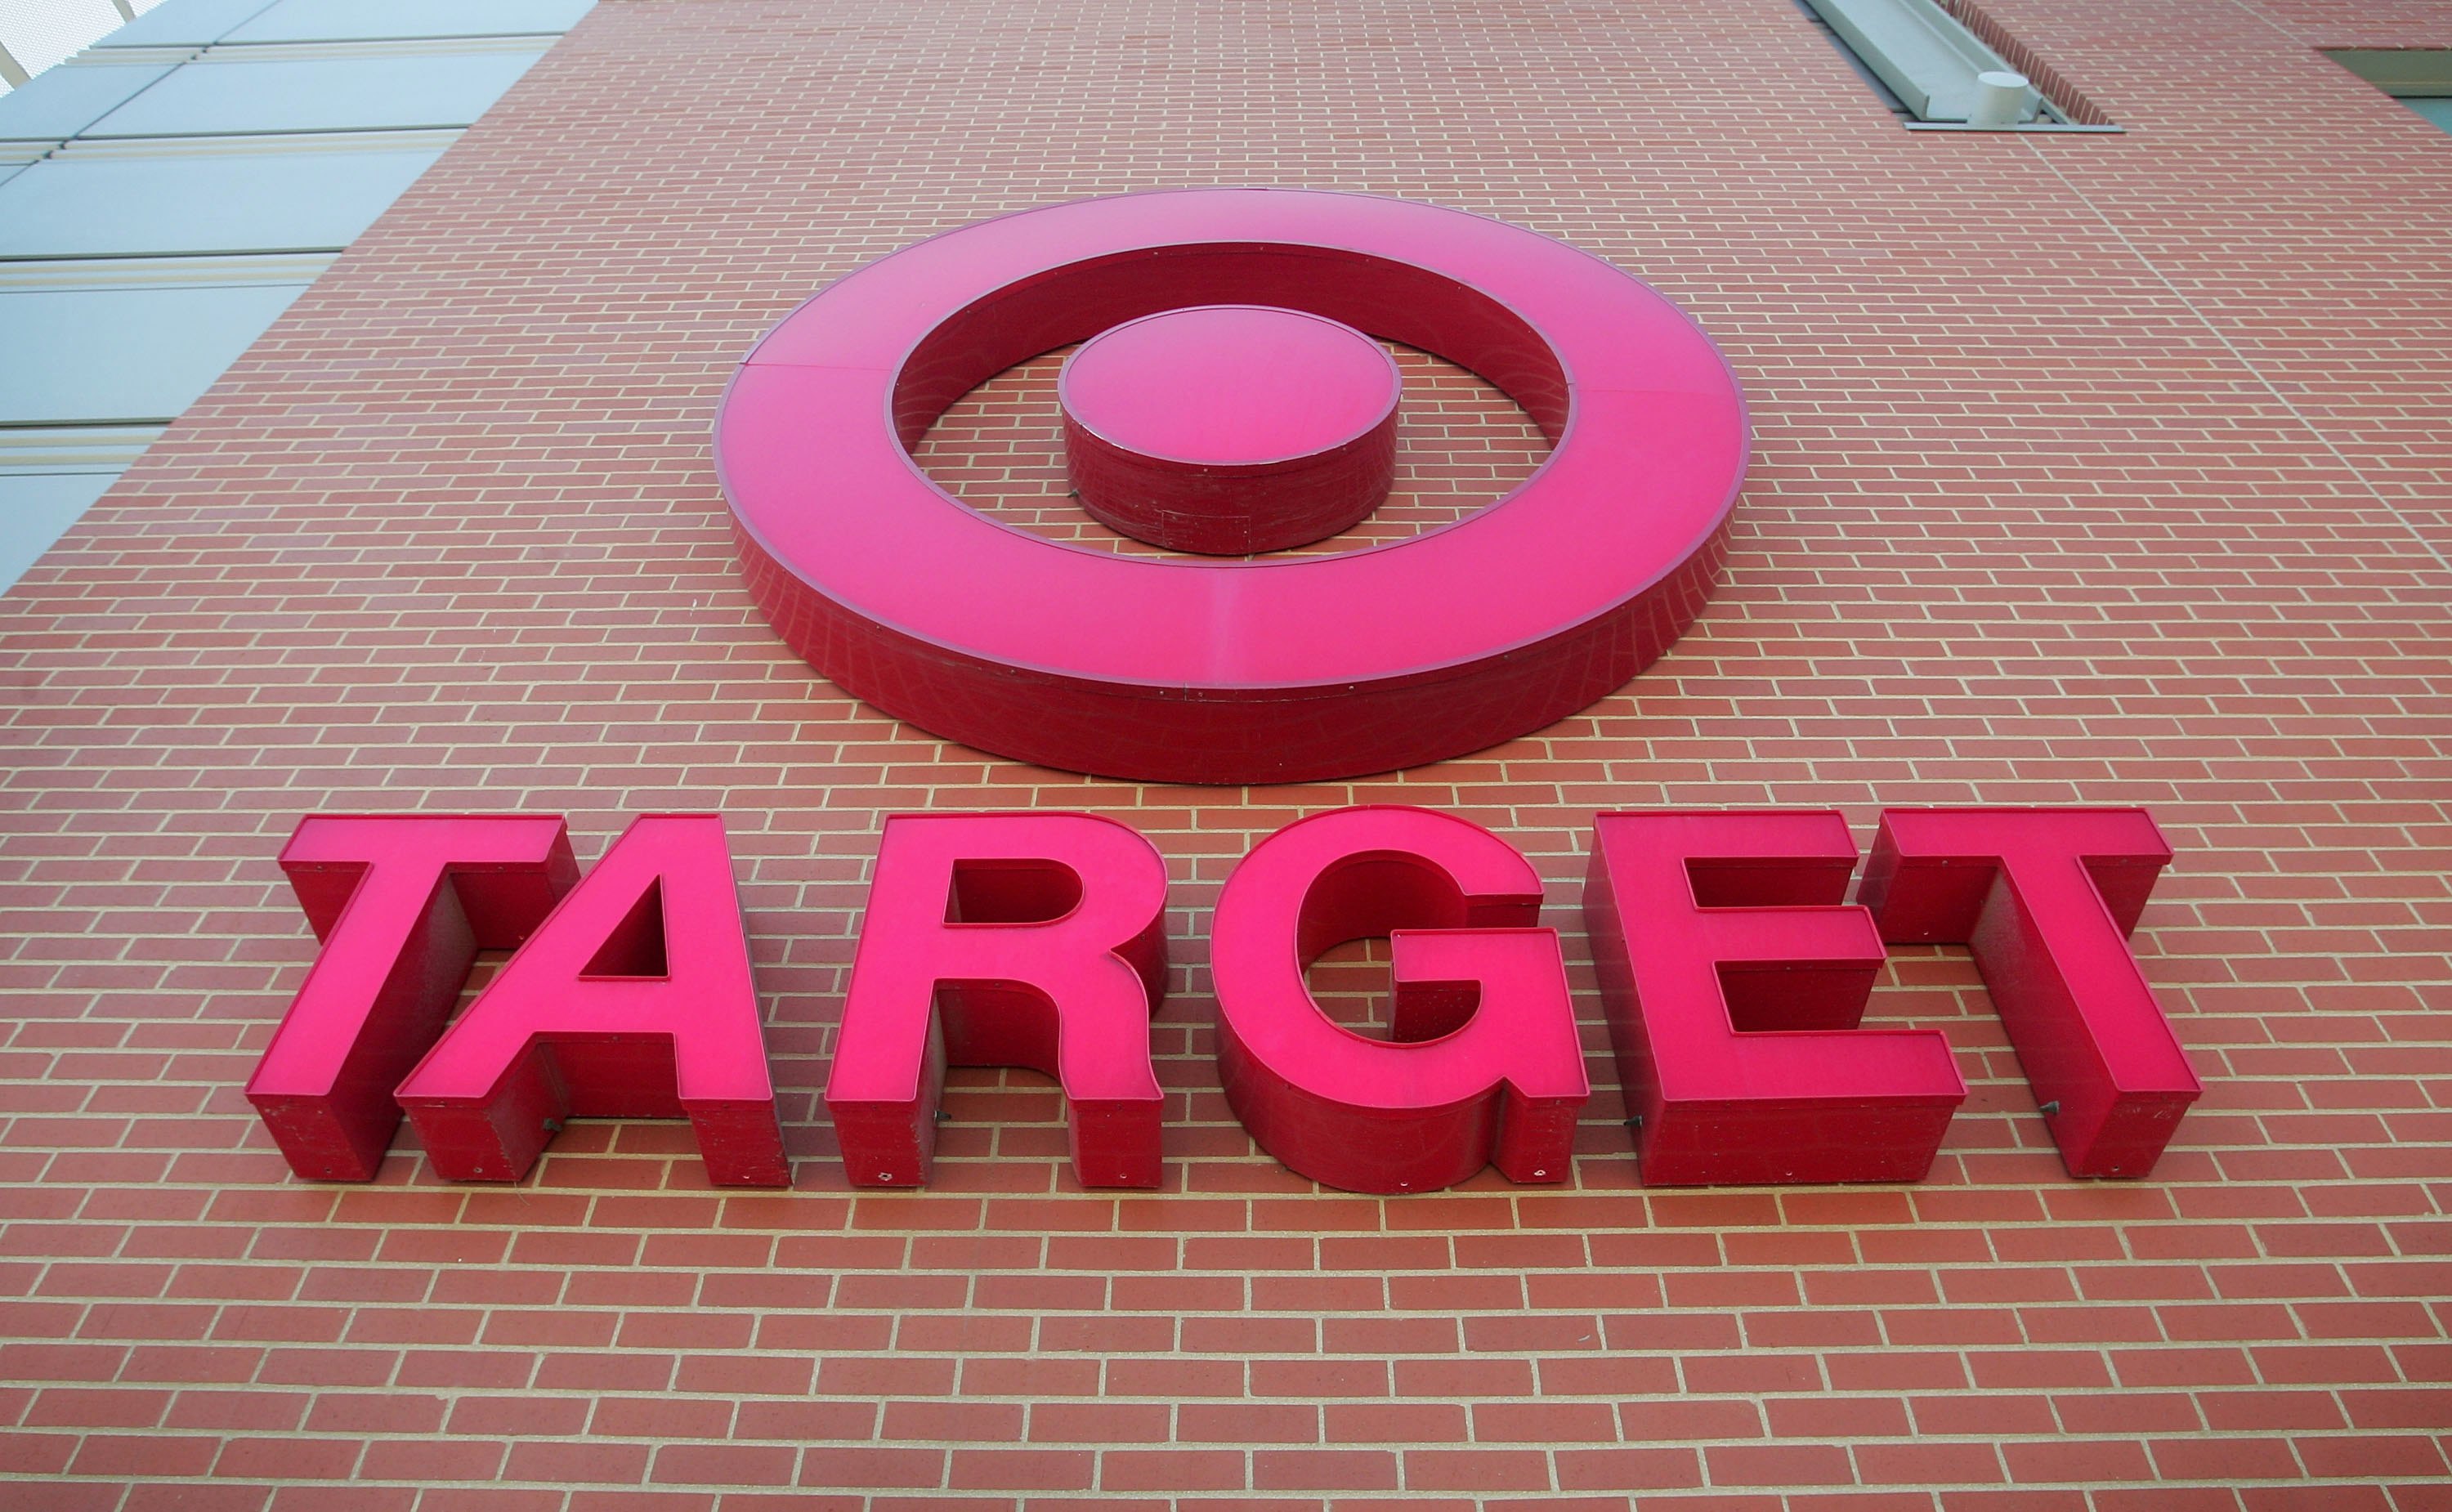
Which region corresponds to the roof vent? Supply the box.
[1801,0,2114,130]
[1967,69,2034,128]
[1808,0,2037,123]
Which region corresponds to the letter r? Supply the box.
[826,814,1171,1188]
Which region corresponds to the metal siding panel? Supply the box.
[0,472,118,590]
[0,284,309,425]
[0,148,444,257]
[92,0,277,48]
[222,0,594,43]
[2327,50,2452,95]
[2408,97,2452,133]
[86,52,547,137]
[0,64,177,143]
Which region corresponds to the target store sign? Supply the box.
[246,806,2200,1195]
[713,188,1747,785]
[244,197,2199,1195]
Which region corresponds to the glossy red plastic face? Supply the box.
[715,188,1748,784]
[826,814,1171,1188]
[1062,304,1399,467]
[1859,807,2199,1178]
[245,816,577,1180]
[1061,304,1402,554]
[392,814,789,1188]
[1583,811,1967,1186]
[1208,807,1589,1193]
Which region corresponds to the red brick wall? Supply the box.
[6,0,2452,1507]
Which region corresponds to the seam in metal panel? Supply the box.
[47,127,464,159]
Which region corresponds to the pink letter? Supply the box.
[392,814,788,1187]
[1210,807,1587,1194]
[826,814,1170,1188]
[1583,811,1966,1185]
[1859,807,2199,1178]
[247,815,577,1180]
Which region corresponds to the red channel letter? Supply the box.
[391,814,789,1187]
[1583,811,1966,1185]
[1210,807,1588,1194]
[1859,807,2199,1178]
[826,814,1171,1188]
[247,815,578,1180]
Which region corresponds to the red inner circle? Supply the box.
[1058,305,1401,468]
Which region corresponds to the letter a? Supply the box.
[1210,807,1588,1194]
[392,814,788,1186]
[247,815,578,1180]
[826,814,1170,1188]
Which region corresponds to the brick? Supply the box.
[1704,1443,1856,1487]
[1766,1396,1912,1439]
[1177,1402,1318,1443]
[1471,1399,1618,1443]
[1618,1397,1767,1442]
[882,1400,1023,1442]
[1251,1448,1399,1490]
[1401,1447,1553,1492]
[359,1439,507,1482]
[2293,1433,2447,1478]
[1322,1402,1465,1442]
[69,1432,221,1478]
[944,1448,1094,1491]
[1852,1441,2007,1485]
[2002,1440,2154,1483]
[651,1444,798,1487]
[1027,1402,1170,1443]
[1553,1447,1703,1491]
[798,1447,945,1491]
[503,1442,653,1485]
[1098,1448,1246,1492]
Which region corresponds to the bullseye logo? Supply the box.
[714,188,1749,785]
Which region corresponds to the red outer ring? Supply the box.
[714,188,1748,785]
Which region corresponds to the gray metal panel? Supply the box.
[2327,50,2452,96]
[0,284,308,424]
[0,64,177,143]
[0,425,167,475]
[0,472,119,592]
[1809,0,2017,121]
[93,0,278,48]
[0,147,444,257]
[224,0,594,43]
[86,51,546,137]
